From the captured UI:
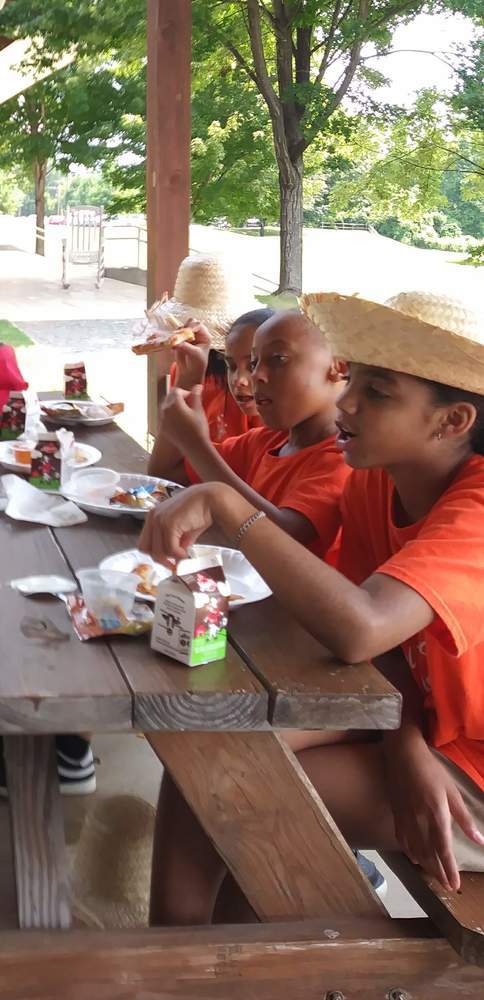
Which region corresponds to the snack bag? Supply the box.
[0,391,26,440]
[65,361,88,400]
[65,593,153,641]
[151,553,229,666]
[29,433,61,491]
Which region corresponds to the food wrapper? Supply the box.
[65,593,153,641]
[41,400,124,422]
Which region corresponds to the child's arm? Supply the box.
[157,388,318,544]
[139,481,434,662]
[376,649,483,890]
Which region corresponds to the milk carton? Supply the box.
[29,433,62,491]
[64,361,88,399]
[151,552,229,666]
[0,391,26,440]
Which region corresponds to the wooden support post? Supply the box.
[146,0,191,436]
[4,735,71,930]
[149,730,384,921]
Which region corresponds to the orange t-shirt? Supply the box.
[338,456,484,791]
[185,426,350,559]
[169,365,261,443]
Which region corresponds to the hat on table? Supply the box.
[69,795,155,929]
[143,255,257,352]
[300,290,484,395]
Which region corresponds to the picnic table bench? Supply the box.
[0,407,482,998]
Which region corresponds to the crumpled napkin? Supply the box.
[0,474,87,526]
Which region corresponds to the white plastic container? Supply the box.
[68,467,120,503]
[77,568,139,619]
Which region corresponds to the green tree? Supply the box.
[0,168,25,215]
[0,61,140,253]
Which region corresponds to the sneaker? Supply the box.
[55,735,97,795]
[0,735,96,797]
[354,850,387,899]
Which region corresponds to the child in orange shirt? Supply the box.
[168,307,273,443]
[145,254,268,443]
[141,290,484,925]
[149,309,350,559]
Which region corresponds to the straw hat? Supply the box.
[143,255,256,351]
[300,290,484,394]
[69,795,155,929]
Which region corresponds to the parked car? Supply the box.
[47,214,66,225]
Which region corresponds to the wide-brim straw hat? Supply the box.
[143,254,257,351]
[69,795,155,929]
[300,290,484,395]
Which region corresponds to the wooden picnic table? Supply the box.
[0,408,482,998]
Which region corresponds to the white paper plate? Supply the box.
[98,546,272,608]
[0,440,101,474]
[64,473,183,519]
[41,400,116,427]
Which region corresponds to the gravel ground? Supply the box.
[16,318,141,353]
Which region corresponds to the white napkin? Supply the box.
[1,474,87,526]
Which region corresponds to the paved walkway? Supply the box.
[0,246,148,445]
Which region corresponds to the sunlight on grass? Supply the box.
[0,320,33,348]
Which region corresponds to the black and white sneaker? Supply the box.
[354,850,387,898]
[0,735,96,797]
[55,735,97,795]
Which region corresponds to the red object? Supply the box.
[338,457,484,792]
[0,344,28,410]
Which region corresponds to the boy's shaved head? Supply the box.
[251,308,339,431]
[256,309,328,350]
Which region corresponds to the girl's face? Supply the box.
[225,322,258,417]
[336,364,450,468]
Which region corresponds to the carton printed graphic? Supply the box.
[65,362,88,400]
[29,433,62,491]
[151,553,229,666]
[0,391,26,440]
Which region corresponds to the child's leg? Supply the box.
[150,771,227,926]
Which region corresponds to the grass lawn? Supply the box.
[0,320,33,348]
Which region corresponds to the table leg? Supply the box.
[149,729,383,921]
[4,735,72,929]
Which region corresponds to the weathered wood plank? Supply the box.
[0,521,131,733]
[4,735,71,930]
[383,852,484,967]
[54,517,268,732]
[230,597,402,731]
[0,921,482,999]
[149,728,384,920]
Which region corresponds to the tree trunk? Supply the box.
[34,160,47,256]
[278,156,303,294]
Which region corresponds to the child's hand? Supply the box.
[139,484,217,561]
[160,386,210,453]
[173,321,212,389]
[385,736,484,890]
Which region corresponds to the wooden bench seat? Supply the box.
[383,852,484,967]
